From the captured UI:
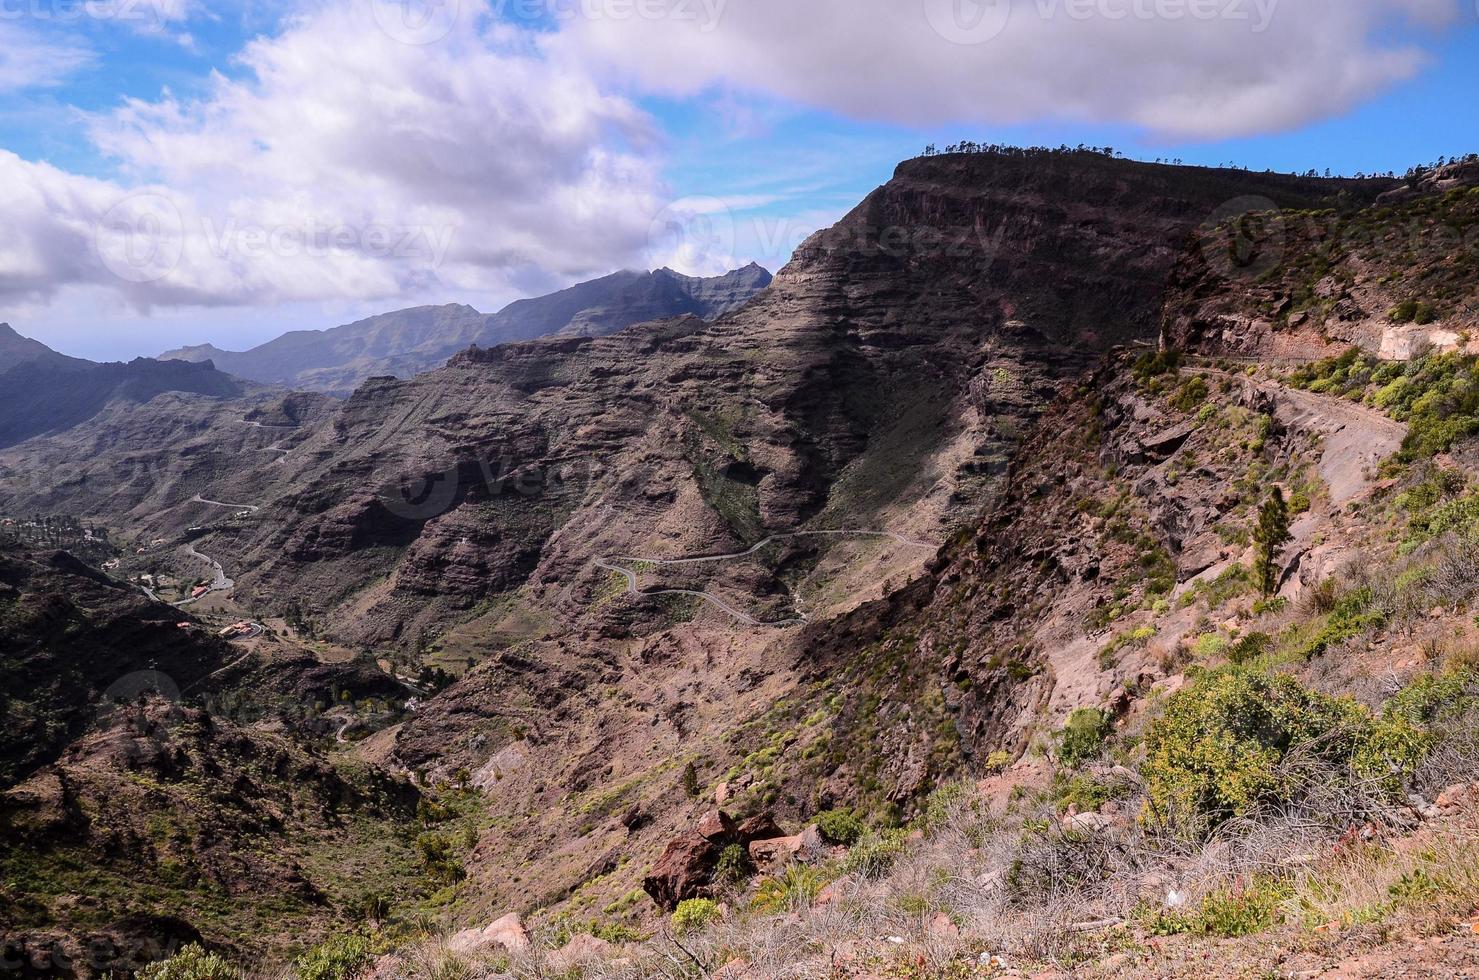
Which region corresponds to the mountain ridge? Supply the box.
[158,264,773,394]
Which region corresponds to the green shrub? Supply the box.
[1056,708,1113,768]
[1142,667,1375,827]
[713,841,753,885]
[814,808,865,845]
[139,946,241,980]
[842,829,908,879]
[1144,878,1291,937]
[750,866,826,913]
[670,898,721,933]
[294,935,373,980]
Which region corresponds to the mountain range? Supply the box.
[158,264,773,394]
[4,151,1479,976]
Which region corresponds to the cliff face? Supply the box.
[0,152,1434,960]
[0,356,245,450]
[1162,161,1477,360]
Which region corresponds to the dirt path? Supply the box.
[1210,369,1406,505]
[189,493,260,513]
[597,529,936,628]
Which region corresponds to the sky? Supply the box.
[0,0,1475,361]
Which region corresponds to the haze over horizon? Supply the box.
[1,0,1477,361]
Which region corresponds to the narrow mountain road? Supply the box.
[597,529,936,628]
[189,493,260,513]
[1207,368,1406,505]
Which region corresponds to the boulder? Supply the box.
[747,833,802,871]
[697,809,737,843]
[1437,783,1479,813]
[447,912,529,955]
[643,832,719,910]
[927,911,960,940]
[735,813,785,842]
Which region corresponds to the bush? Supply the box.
[670,898,720,934]
[295,935,373,980]
[1056,708,1112,767]
[1144,878,1291,937]
[814,807,865,845]
[842,829,908,879]
[750,866,826,913]
[1142,667,1377,827]
[713,841,753,885]
[139,946,241,980]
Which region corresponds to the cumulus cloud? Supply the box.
[564,0,1461,139]
[0,0,667,310]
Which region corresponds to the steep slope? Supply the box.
[0,544,234,787]
[1163,158,1479,359]
[0,354,245,450]
[158,265,774,395]
[204,152,1386,648]
[0,323,89,373]
[4,151,1460,972]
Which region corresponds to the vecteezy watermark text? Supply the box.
[0,0,178,25]
[925,0,1280,46]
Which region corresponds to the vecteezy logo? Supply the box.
[648,196,736,274]
[370,0,460,45]
[924,0,1012,45]
[1198,195,1285,282]
[95,192,184,284]
[378,464,461,521]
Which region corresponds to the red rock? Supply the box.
[1437,783,1479,811]
[697,809,737,842]
[714,958,752,980]
[748,833,802,870]
[735,813,785,842]
[447,912,529,955]
[484,913,530,951]
[644,832,719,910]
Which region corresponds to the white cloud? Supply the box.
[0,24,93,91]
[564,0,1460,139]
[0,0,668,311]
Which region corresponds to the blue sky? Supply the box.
[0,0,1476,361]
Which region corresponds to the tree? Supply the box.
[1253,488,1293,596]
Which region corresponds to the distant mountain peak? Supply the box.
[155,264,773,394]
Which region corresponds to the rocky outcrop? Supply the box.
[643,809,794,909]
[1162,161,1477,361]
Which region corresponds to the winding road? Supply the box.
[597,529,936,628]
[189,493,260,513]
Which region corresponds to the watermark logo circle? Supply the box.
[378,464,460,521]
[648,196,737,273]
[1198,195,1285,282]
[924,0,1012,45]
[370,0,460,45]
[96,192,184,284]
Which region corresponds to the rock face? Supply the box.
[643,832,721,909]
[1162,160,1476,361]
[0,353,244,450]
[159,265,773,395]
[0,151,1407,940]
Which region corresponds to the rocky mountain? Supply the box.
[0,346,247,450]
[0,323,89,374]
[158,264,773,395]
[1163,158,1479,360]
[20,150,1479,975]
